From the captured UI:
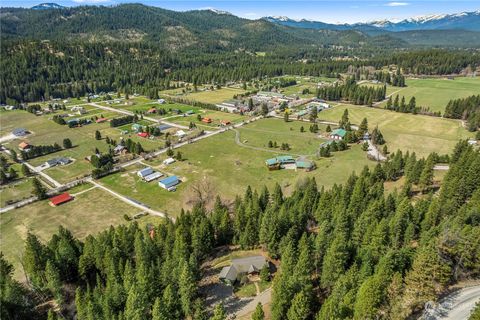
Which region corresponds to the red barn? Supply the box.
[49,193,73,206]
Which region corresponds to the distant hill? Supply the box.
[265,11,480,32]
[1,4,479,49]
[31,3,65,10]
[0,3,406,50]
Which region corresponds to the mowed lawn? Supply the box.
[237,118,329,155]
[384,77,480,113]
[0,178,35,207]
[0,186,164,280]
[168,87,246,104]
[319,104,471,157]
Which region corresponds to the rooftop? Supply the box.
[331,128,347,137]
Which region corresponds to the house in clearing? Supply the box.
[131,123,145,132]
[137,132,149,138]
[330,128,347,140]
[219,256,268,285]
[163,157,175,165]
[45,157,71,168]
[49,192,74,206]
[265,155,296,170]
[147,108,157,114]
[201,117,212,124]
[18,141,31,151]
[296,160,315,171]
[158,175,180,190]
[96,118,108,123]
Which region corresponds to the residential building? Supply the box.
[219,256,268,285]
[45,157,71,168]
[163,157,175,165]
[12,128,28,136]
[18,142,31,151]
[330,128,347,140]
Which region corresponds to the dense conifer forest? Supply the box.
[1,141,478,319]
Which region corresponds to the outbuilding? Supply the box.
[49,193,74,206]
[137,132,149,138]
[163,157,175,165]
[18,142,31,151]
[158,175,180,190]
[137,167,154,178]
[12,128,28,137]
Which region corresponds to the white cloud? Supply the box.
[385,2,410,6]
[244,12,258,17]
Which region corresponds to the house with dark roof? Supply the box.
[12,128,28,137]
[219,256,268,285]
[45,157,71,168]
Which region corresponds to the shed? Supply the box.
[201,117,212,123]
[296,160,315,171]
[137,167,154,178]
[147,108,157,114]
[137,132,149,138]
[158,175,180,190]
[175,130,187,137]
[96,118,108,123]
[50,193,74,206]
[144,172,163,182]
[113,145,126,154]
[163,157,175,165]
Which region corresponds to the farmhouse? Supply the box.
[201,117,212,124]
[157,124,172,131]
[175,130,187,138]
[158,175,180,190]
[49,193,74,206]
[265,155,296,170]
[219,256,268,285]
[113,145,126,154]
[18,142,31,151]
[96,118,108,123]
[12,128,28,137]
[221,120,231,126]
[296,160,316,171]
[137,167,154,178]
[330,128,347,140]
[45,157,71,168]
[71,106,87,115]
[147,108,157,114]
[137,132,149,138]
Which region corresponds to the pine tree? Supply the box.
[45,260,63,304]
[21,163,31,176]
[287,290,311,320]
[179,262,196,316]
[252,302,265,320]
[418,155,435,192]
[95,130,102,140]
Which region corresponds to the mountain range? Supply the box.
[264,11,480,32]
[1,3,479,49]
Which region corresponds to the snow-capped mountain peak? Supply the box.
[206,8,232,15]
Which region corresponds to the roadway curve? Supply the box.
[423,285,480,320]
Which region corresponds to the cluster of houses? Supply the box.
[265,155,315,171]
[137,165,181,191]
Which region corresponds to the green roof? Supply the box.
[296,161,314,169]
[277,155,295,162]
[266,158,279,166]
[331,128,347,137]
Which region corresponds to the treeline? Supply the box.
[3,141,478,319]
[110,115,137,128]
[317,78,386,106]
[444,95,480,132]
[20,143,62,160]
[2,40,475,105]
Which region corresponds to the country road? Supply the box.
[423,285,480,320]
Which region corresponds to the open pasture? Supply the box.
[161,87,246,104]
[319,104,470,156]
[384,77,480,113]
[0,184,162,280]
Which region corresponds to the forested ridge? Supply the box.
[1,39,478,104]
[1,141,479,319]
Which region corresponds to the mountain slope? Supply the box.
[0,3,407,50]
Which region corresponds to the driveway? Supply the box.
[422,285,480,320]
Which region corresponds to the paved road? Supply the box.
[23,162,63,188]
[423,285,480,320]
[0,133,19,144]
[89,102,189,129]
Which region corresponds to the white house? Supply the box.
[175,130,187,138]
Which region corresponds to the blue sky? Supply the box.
[2,0,479,23]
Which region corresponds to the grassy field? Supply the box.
[384,77,480,113]
[161,87,246,104]
[100,121,372,214]
[0,186,163,280]
[0,178,34,207]
[319,104,471,157]
[0,110,168,183]
[237,118,328,155]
